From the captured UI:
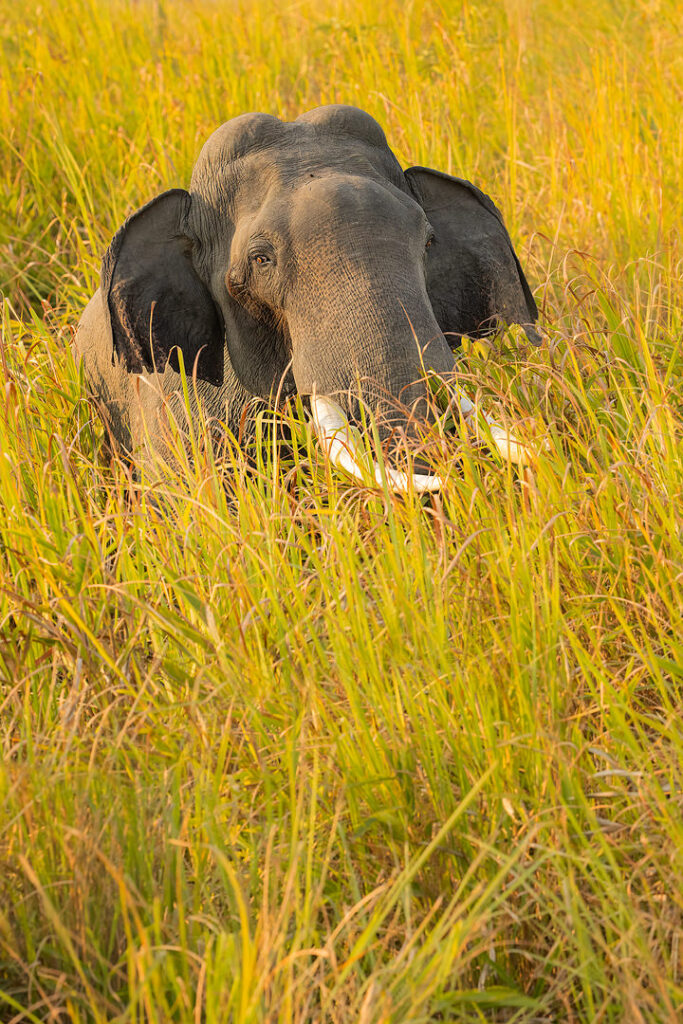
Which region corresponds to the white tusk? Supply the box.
[455,384,540,467]
[310,394,444,494]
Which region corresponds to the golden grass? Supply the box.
[0,0,682,1020]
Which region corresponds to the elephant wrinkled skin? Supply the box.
[74,104,540,481]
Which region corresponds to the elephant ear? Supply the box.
[404,167,541,348]
[101,189,224,383]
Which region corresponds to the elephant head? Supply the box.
[98,105,539,484]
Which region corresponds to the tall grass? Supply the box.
[1,0,681,1020]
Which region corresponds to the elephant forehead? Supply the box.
[193,144,407,220]
[287,173,423,232]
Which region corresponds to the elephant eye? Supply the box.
[425,232,435,250]
[252,253,271,266]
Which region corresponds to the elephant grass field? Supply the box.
[1,0,682,1020]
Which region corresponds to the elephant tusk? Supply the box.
[455,385,540,467]
[309,394,444,493]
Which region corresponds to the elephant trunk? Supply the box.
[288,271,455,435]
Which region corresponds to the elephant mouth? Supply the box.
[309,389,540,494]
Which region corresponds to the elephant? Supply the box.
[74,104,540,490]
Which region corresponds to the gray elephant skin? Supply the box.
[74,104,540,471]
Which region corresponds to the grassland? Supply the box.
[1,0,682,1020]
